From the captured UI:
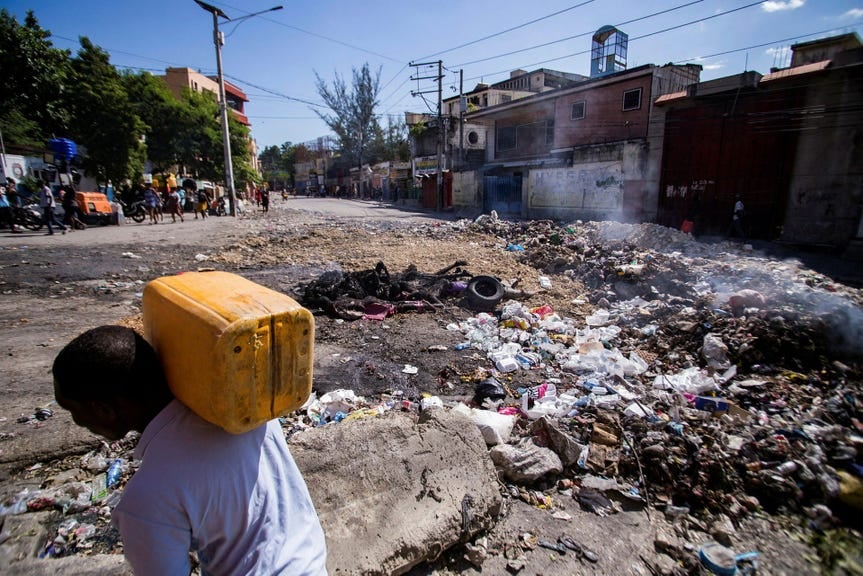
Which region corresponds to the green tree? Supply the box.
[368,115,410,163]
[65,38,146,186]
[174,89,222,180]
[124,71,184,175]
[314,63,381,169]
[0,9,70,149]
[259,141,309,189]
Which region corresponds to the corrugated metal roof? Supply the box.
[654,90,688,105]
[760,60,831,83]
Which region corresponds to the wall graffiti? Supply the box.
[529,162,623,209]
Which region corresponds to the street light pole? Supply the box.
[194,0,282,216]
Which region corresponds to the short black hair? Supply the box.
[53,326,168,402]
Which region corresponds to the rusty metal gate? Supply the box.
[483,175,522,215]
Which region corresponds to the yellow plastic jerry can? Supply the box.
[142,271,314,433]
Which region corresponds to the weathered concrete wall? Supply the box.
[526,141,650,222]
[782,70,863,246]
[452,170,480,210]
[290,409,502,576]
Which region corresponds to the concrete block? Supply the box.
[290,408,502,575]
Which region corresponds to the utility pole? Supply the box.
[436,60,443,212]
[194,0,282,216]
[459,69,464,170]
[409,60,444,211]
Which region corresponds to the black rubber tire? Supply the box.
[466,275,505,308]
[130,208,146,223]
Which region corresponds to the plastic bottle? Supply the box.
[106,459,123,488]
[454,342,471,350]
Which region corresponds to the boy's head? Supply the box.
[53,325,171,440]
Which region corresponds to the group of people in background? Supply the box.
[1,177,88,236]
[2,179,279,236]
[140,183,213,224]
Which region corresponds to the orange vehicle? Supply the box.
[75,192,113,225]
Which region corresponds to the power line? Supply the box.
[50,33,195,68]
[630,0,766,42]
[452,0,706,68]
[674,26,862,64]
[212,0,405,64]
[222,74,327,108]
[464,0,768,83]
[248,115,319,120]
[414,0,597,61]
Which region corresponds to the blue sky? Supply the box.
[6,1,862,151]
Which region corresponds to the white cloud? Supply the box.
[702,63,725,71]
[841,8,863,20]
[762,0,805,12]
[765,47,785,56]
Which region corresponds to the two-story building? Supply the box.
[163,67,251,126]
[462,61,700,220]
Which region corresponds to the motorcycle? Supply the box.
[12,203,43,231]
[118,198,146,223]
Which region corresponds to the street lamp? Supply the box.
[194,0,282,216]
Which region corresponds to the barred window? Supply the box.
[571,101,586,120]
[623,88,642,111]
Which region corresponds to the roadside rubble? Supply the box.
[2,214,862,574]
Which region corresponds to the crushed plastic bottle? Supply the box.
[106,459,124,488]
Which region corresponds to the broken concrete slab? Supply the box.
[289,408,502,575]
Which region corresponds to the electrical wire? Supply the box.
[414,0,597,61]
[674,26,861,64]
[50,33,193,68]
[452,0,706,68]
[463,0,769,83]
[211,0,405,64]
[222,74,327,108]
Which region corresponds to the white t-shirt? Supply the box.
[113,400,327,575]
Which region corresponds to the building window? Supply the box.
[546,120,554,145]
[623,88,642,111]
[497,126,517,151]
[571,101,586,120]
[501,94,512,103]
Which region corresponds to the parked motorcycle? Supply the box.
[12,203,43,231]
[118,198,146,223]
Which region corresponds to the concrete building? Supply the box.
[655,33,863,253]
[162,67,250,126]
[462,62,700,220]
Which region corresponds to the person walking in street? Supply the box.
[38,180,66,235]
[261,188,270,213]
[0,184,21,233]
[165,187,184,223]
[143,184,160,225]
[61,185,86,231]
[52,326,328,575]
[728,195,746,239]
[6,178,20,208]
[195,188,209,220]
